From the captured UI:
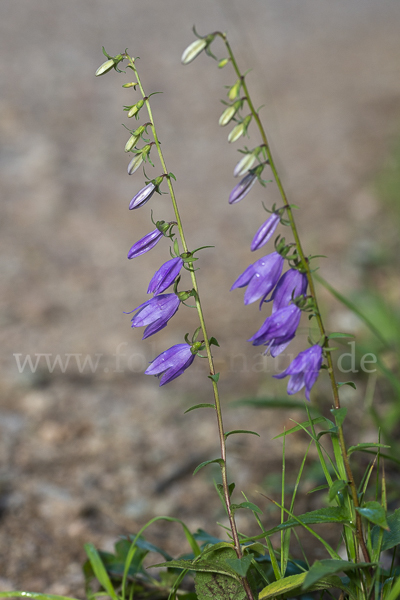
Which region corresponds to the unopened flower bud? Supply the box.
[218,58,229,68]
[228,114,252,143]
[228,79,242,101]
[128,99,144,118]
[95,59,115,77]
[219,105,238,127]
[233,152,257,177]
[181,38,208,65]
[127,153,144,175]
[125,134,139,152]
[122,82,138,88]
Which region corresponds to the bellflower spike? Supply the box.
[127,228,164,259]
[129,182,156,210]
[251,213,281,251]
[231,252,284,306]
[128,294,180,339]
[145,343,196,386]
[271,269,308,313]
[249,304,302,354]
[147,257,184,295]
[229,172,257,204]
[274,344,323,401]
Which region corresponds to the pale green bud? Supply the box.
[127,153,144,175]
[181,38,207,65]
[125,134,140,152]
[228,123,244,143]
[233,152,257,177]
[127,99,144,118]
[122,82,138,88]
[95,59,115,77]
[219,105,237,127]
[228,79,241,101]
[218,58,229,68]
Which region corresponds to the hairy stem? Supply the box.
[125,54,254,600]
[218,35,370,565]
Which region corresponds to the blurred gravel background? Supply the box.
[1,0,400,595]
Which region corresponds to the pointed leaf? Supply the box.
[330,407,347,427]
[371,508,400,551]
[209,337,220,347]
[193,458,224,475]
[225,555,253,577]
[230,501,262,515]
[327,332,355,339]
[259,572,346,599]
[208,373,220,383]
[84,543,119,600]
[356,501,389,530]
[329,480,348,502]
[302,559,374,591]
[337,381,357,390]
[184,403,215,413]
[347,442,390,455]
[225,429,260,439]
[273,417,326,439]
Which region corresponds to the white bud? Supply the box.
[228,123,244,143]
[219,105,237,127]
[233,153,257,177]
[181,39,207,65]
[127,154,144,175]
[95,59,115,77]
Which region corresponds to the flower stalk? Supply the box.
[124,53,254,600]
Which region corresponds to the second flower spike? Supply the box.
[147,257,184,295]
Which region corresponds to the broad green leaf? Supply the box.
[302,559,374,591]
[225,555,253,577]
[84,543,119,600]
[225,429,260,439]
[372,508,400,552]
[193,458,224,475]
[194,546,247,600]
[356,501,389,530]
[209,337,220,347]
[329,480,348,502]
[230,501,262,515]
[273,417,326,439]
[384,575,400,600]
[125,534,173,560]
[347,442,390,455]
[184,403,215,413]
[330,407,347,427]
[259,572,346,599]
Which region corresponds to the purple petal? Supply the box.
[128,228,164,259]
[231,252,284,306]
[271,270,308,313]
[129,294,180,339]
[251,213,280,252]
[145,343,195,386]
[147,257,184,295]
[129,182,156,210]
[273,345,323,401]
[229,172,257,204]
[249,305,301,346]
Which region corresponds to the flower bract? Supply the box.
[249,304,302,355]
[251,213,281,251]
[231,252,284,306]
[229,172,257,204]
[147,257,184,295]
[128,293,180,339]
[145,343,196,385]
[274,344,323,401]
[127,228,164,259]
[129,182,156,210]
[271,269,308,313]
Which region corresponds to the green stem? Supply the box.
[125,54,254,600]
[218,35,370,565]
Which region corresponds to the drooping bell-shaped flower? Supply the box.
[271,269,308,313]
[249,304,302,355]
[251,213,281,251]
[129,182,156,210]
[145,343,196,386]
[127,293,180,339]
[274,344,323,401]
[127,228,164,259]
[147,257,184,295]
[231,252,284,306]
[229,172,257,204]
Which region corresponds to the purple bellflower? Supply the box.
[147,257,184,295]
[128,228,164,259]
[251,213,281,252]
[274,344,323,401]
[249,304,302,356]
[127,293,180,339]
[129,182,156,210]
[271,269,308,313]
[145,343,196,386]
[231,252,284,307]
[229,172,257,204]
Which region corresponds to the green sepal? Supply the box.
[225,429,260,440]
[184,403,215,414]
[193,458,224,475]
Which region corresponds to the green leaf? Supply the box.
[259,572,346,599]
[209,337,220,347]
[330,407,347,427]
[208,373,220,383]
[225,555,253,578]
[231,397,321,413]
[328,480,348,502]
[0,595,80,600]
[193,458,224,475]
[327,332,355,339]
[168,171,176,180]
[194,546,247,600]
[372,508,400,552]
[230,501,263,515]
[337,381,357,390]
[84,543,119,600]
[184,403,215,413]
[225,429,260,439]
[307,484,329,494]
[273,416,326,439]
[347,442,390,455]
[302,559,374,591]
[356,501,389,530]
